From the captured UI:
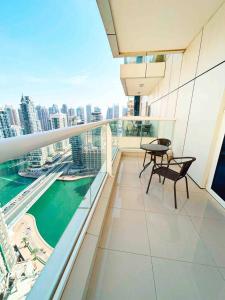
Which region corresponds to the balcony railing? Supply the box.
[124,55,166,64]
[0,117,175,299]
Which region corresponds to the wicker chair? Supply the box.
[146,157,196,209]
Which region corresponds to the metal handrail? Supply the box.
[0,117,175,163]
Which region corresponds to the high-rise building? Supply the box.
[113,104,119,118]
[0,209,17,272]
[91,111,103,122]
[86,105,92,123]
[76,107,85,122]
[49,104,59,115]
[82,145,102,172]
[10,125,22,136]
[20,96,40,134]
[5,105,20,126]
[36,106,50,131]
[122,107,128,116]
[0,108,15,138]
[49,113,69,151]
[61,104,68,115]
[18,108,24,128]
[68,108,76,126]
[68,108,75,117]
[49,113,68,129]
[106,107,113,119]
[27,147,48,168]
[70,135,84,168]
[127,97,134,116]
[94,106,101,113]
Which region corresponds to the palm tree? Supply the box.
[31,248,39,261]
[21,237,29,248]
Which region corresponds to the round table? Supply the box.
[139,144,169,177]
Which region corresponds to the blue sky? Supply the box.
[0,0,126,113]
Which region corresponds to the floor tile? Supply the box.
[152,257,225,300]
[147,213,215,265]
[119,159,139,174]
[191,217,225,267]
[218,267,225,280]
[100,208,150,255]
[116,171,142,188]
[110,186,145,211]
[157,175,200,193]
[184,192,225,220]
[86,249,156,300]
[143,184,188,215]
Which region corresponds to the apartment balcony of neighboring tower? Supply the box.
[120,55,166,96]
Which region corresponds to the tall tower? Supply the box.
[61,104,68,115]
[36,106,50,131]
[86,105,92,123]
[20,96,40,134]
[106,107,113,119]
[0,108,15,138]
[5,105,20,126]
[0,209,16,273]
[113,104,119,118]
[76,107,85,123]
[49,113,69,152]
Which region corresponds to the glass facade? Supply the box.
[212,135,225,201]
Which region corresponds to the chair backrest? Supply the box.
[157,138,171,147]
[179,157,196,177]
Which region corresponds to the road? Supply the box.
[3,154,70,228]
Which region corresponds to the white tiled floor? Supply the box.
[86,155,225,300]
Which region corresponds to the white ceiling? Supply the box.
[97,0,224,56]
[122,78,161,96]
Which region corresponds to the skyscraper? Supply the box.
[76,106,85,122]
[70,135,84,168]
[106,107,113,119]
[20,96,40,134]
[68,108,75,117]
[113,104,119,118]
[5,105,20,126]
[0,209,16,272]
[18,108,24,128]
[49,113,68,129]
[36,106,50,131]
[94,106,101,113]
[61,104,68,115]
[68,108,76,126]
[91,111,103,122]
[49,113,69,151]
[86,104,92,123]
[49,104,59,115]
[122,107,128,116]
[0,108,15,138]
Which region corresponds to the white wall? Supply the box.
[148,2,225,188]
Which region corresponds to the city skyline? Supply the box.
[0,94,128,139]
[0,0,126,111]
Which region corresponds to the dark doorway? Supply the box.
[212,135,225,201]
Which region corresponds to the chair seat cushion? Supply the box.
[154,166,180,181]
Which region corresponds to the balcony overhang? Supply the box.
[96,0,224,57]
[120,62,165,96]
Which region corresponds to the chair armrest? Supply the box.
[149,139,158,144]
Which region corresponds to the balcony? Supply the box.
[84,154,225,300]
[0,117,225,299]
[120,56,165,96]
